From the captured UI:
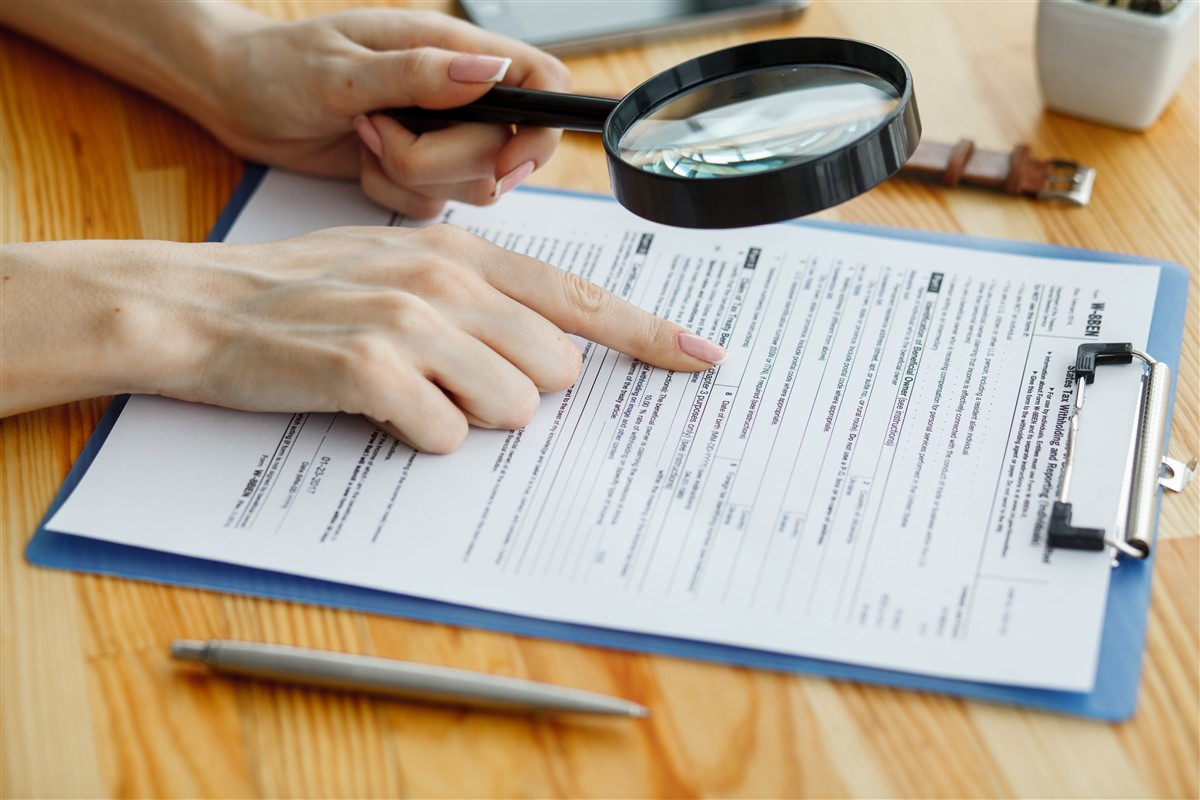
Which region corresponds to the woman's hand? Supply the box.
[1,2,572,218]
[1,229,726,452]
[208,8,573,217]
[0,2,728,453]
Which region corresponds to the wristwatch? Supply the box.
[898,138,1096,205]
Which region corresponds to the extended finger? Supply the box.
[476,249,727,373]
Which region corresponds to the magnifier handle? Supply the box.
[384,86,616,133]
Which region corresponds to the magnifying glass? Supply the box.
[386,38,920,229]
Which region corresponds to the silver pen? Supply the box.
[171,639,649,718]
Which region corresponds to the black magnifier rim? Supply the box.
[603,38,920,229]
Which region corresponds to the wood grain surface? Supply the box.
[2,1,1196,797]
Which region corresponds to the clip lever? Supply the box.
[1160,456,1196,493]
[1048,343,1170,561]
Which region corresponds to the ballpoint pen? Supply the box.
[171,639,649,718]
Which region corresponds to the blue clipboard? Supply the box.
[26,165,1191,721]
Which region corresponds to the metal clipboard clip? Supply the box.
[1048,343,1195,561]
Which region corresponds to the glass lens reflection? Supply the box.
[618,64,900,178]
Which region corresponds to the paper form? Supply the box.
[46,170,1161,691]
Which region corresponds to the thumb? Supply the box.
[351,47,512,112]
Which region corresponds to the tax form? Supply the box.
[45,171,1160,691]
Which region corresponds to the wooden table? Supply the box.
[3,1,1196,797]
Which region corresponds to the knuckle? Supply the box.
[630,313,674,354]
[403,194,447,220]
[524,131,562,163]
[401,46,442,88]
[366,390,470,456]
[398,45,451,102]
[366,287,410,315]
[335,334,397,403]
[385,291,441,334]
[358,176,385,208]
[560,272,610,329]
[541,340,583,391]
[524,54,573,92]
[340,333,388,373]
[413,414,470,454]
[355,289,441,338]
[396,260,441,296]
[318,57,362,115]
[400,257,478,303]
[405,9,453,35]
[383,147,422,186]
[413,222,472,253]
[546,59,574,92]
[490,382,541,430]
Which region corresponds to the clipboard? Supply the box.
[26,165,1192,721]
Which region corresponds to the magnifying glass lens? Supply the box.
[386,37,919,226]
[618,65,901,179]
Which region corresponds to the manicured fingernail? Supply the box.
[677,332,727,365]
[353,114,382,159]
[492,160,535,199]
[449,54,512,83]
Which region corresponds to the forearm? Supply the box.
[0,240,215,416]
[0,0,266,139]
[1,228,720,448]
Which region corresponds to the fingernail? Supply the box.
[449,54,512,83]
[492,160,535,199]
[353,114,383,159]
[677,332,727,365]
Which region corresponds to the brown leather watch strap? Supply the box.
[899,138,1095,205]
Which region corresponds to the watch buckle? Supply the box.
[1038,160,1096,206]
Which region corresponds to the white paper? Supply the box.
[47,170,1161,691]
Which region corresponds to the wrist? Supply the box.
[0,240,241,415]
[172,2,275,145]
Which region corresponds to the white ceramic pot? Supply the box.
[1036,0,1199,130]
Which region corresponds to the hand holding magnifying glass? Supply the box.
[387,38,920,229]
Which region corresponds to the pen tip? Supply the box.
[630,705,651,719]
[170,639,208,662]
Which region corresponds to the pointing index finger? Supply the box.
[476,240,726,372]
